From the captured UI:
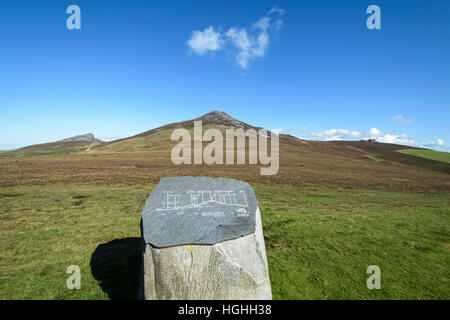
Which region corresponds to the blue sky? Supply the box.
[0,0,449,151]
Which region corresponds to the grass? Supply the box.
[365,155,384,163]
[346,146,384,163]
[0,141,100,158]
[397,149,450,164]
[0,186,149,299]
[258,185,450,299]
[0,145,92,158]
[1,184,448,299]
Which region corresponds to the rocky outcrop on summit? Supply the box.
[0,133,102,157]
[90,110,261,149]
[195,111,253,129]
[60,133,102,143]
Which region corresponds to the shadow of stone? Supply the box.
[90,237,142,300]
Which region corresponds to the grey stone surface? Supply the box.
[142,177,257,248]
[59,133,102,143]
[196,110,247,129]
[140,207,272,300]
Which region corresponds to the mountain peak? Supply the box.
[195,111,249,129]
[59,133,102,143]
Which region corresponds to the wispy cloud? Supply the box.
[270,128,284,135]
[0,141,16,151]
[368,128,381,136]
[423,138,448,148]
[186,6,284,70]
[310,127,449,151]
[364,128,420,146]
[270,127,309,136]
[366,133,449,151]
[393,114,412,124]
[268,6,285,16]
[186,26,223,55]
[312,129,362,141]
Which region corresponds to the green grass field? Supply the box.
[0,145,92,158]
[1,184,448,299]
[397,149,450,164]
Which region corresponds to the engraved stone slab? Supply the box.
[141,177,257,248]
[139,207,272,300]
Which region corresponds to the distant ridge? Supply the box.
[60,133,102,143]
[1,110,448,189]
[0,133,102,157]
[3,111,446,177]
[93,110,260,149]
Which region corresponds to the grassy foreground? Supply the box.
[0,184,449,299]
[397,149,450,164]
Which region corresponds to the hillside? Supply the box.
[397,149,450,164]
[1,111,449,300]
[0,133,102,158]
[88,110,449,177]
[0,111,448,192]
[90,110,258,153]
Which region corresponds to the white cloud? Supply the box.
[273,19,284,31]
[364,127,416,145]
[373,134,412,145]
[225,25,271,69]
[423,138,448,149]
[368,128,382,137]
[187,26,223,55]
[270,127,309,136]
[309,127,449,151]
[312,129,362,141]
[186,6,284,69]
[226,28,252,69]
[393,114,412,124]
[268,6,285,15]
[0,141,16,150]
[253,16,271,32]
[271,128,284,134]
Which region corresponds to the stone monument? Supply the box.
[139,176,272,300]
